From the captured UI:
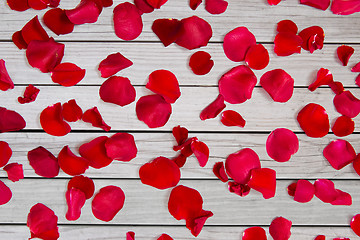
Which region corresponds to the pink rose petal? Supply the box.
[288,180,315,203]
[323,139,356,170]
[269,216,292,240]
[223,27,256,62]
[99,76,136,107]
[266,128,299,162]
[65,187,86,221]
[126,231,135,240]
[0,180,12,205]
[28,146,60,178]
[331,0,360,15]
[113,2,143,41]
[98,52,133,78]
[205,0,228,14]
[300,0,330,10]
[260,69,294,102]
[331,189,352,205]
[92,185,125,221]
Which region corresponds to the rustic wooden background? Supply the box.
[0,0,360,239]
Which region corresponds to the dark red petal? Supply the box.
[269,216,292,240]
[200,94,226,120]
[152,18,182,47]
[136,94,172,128]
[266,128,299,162]
[276,20,298,34]
[65,0,102,25]
[99,76,136,107]
[134,0,154,13]
[40,102,71,136]
[191,140,209,167]
[0,59,14,91]
[205,0,228,14]
[65,188,86,221]
[332,115,354,137]
[218,65,257,104]
[146,70,181,103]
[126,231,135,240]
[7,0,29,11]
[157,234,173,240]
[104,132,137,161]
[28,146,60,178]
[175,16,213,50]
[351,214,360,237]
[221,110,246,127]
[139,156,181,189]
[329,81,344,95]
[352,62,360,72]
[297,103,330,138]
[26,38,64,73]
[172,125,189,145]
[113,2,143,41]
[172,153,187,168]
[228,181,251,197]
[213,162,228,182]
[242,227,267,240]
[337,45,354,66]
[331,0,360,15]
[68,175,95,199]
[79,136,113,169]
[245,44,270,70]
[298,26,324,52]
[186,209,213,237]
[49,0,60,7]
[21,16,49,45]
[173,137,196,156]
[314,235,326,240]
[274,32,302,56]
[27,203,59,240]
[300,0,330,10]
[18,84,40,104]
[333,90,360,118]
[82,107,111,131]
[189,0,202,10]
[101,0,112,7]
[248,168,276,199]
[288,180,315,203]
[308,68,333,92]
[0,181,12,205]
[3,163,24,182]
[62,99,83,122]
[43,8,74,35]
[92,185,125,222]
[223,27,256,62]
[12,31,28,49]
[225,148,261,184]
[323,139,356,170]
[58,146,89,176]
[28,0,48,10]
[353,154,360,176]
[98,52,133,78]
[0,141,12,168]
[51,63,86,87]
[189,51,214,75]
[145,0,168,8]
[314,179,339,203]
[0,107,26,133]
[260,69,294,102]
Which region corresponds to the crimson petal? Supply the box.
[266,128,299,162]
[298,26,324,52]
[51,63,86,87]
[127,231,135,240]
[40,102,71,136]
[62,99,83,122]
[332,115,354,137]
[352,62,360,72]
[288,180,315,203]
[18,84,40,104]
[0,181,12,205]
[146,70,181,103]
[351,214,360,237]
[58,146,89,176]
[186,210,213,237]
[223,27,256,62]
[113,2,143,41]
[68,175,95,199]
[356,74,360,87]
[205,0,228,14]
[98,52,133,78]
[242,227,267,240]
[248,168,276,199]
[172,153,187,168]
[330,81,344,95]
[139,156,181,189]
[277,20,298,34]
[228,181,251,197]
[221,110,246,127]
[0,59,14,91]
[314,179,338,203]
[331,0,360,15]
[333,90,360,118]
[99,76,136,106]
[104,132,137,161]
[213,162,228,182]
[331,190,352,205]
[27,203,59,240]
[79,136,113,169]
[28,146,59,178]
[300,0,330,10]
[0,107,26,133]
[134,0,154,13]
[260,69,294,102]
[3,163,24,182]
[43,8,74,35]
[308,68,333,92]
[269,216,292,240]
[297,103,329,138]
[189,0,202,10]
[0,141,12,168]
[274,32,302,56]
[21,16,49,45]
[268,0,281,5]
[189,51,214,75]
[245,44,270,70]
[82,107,111,131]
[157,234,173,240]
[7,0,29,11]
[172,125,189,145]
[65,0,102,25]
[337,45,354,66]
[12,31,28,50]
[145,0,168,8]
[200,94,226,120]
[92,185,125,222]
[191,140,209,167]
[65,188,86,221]
[152,18,182,47]
[323,139,356,170]
[28,0,48,10]
[314,235,326,240]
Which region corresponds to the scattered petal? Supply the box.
[65,0,102,25]
[205,0,228,14]
[43,8,75,35]
[186,210,213,237]
[58,146,89,176]
[100,76,136,106]
[266,128,299,162]
[352,62,360,72]
[28,0,48,10]
[98,52,133,78]
[157,234,173,240]
[7,0,30,11]
[172,125,189,145]
[314,235,326,240]
[18,84,40,104]
[113,2,143,41]
[269,216,292,240]
[189,0,202,10]
[92,185,125,221]
[329,81,344,95]
[51,63,86,87]
[228,181,251,197]
[337,45,354,66]
[223,27,256,62]
[40,102,71,136]
[134,0,154,13]
[79,136,113,169]
[3,163,24,182]
[200,94,226,120]
[242,227,267,240]
[288,180,315,203]
[145,0,168,8]
[260,69,294,102]
[308,68,333,92]
[82,107,111,131]
[300,0,330,10]
[332,115,354,137]
[28,146,60,178]
[12,31,28,49]
[333,90,360,118]
[0,181,12,205]
[351,214,360,237]
[0,59,14,91]
[0,141,12,168]
[27,203,59,240]
[146,70,181,103]
[298,26,324,53]
[277,20,298,34]
[21,16,49,45]
[62,99,83,122]
[0,107,26,133]
[331,189,352,205]
[105,132,137,161]
[191,140,209,167]
[268,0,281,5]
[126,231,135,240]
[213,162,228,182]
[248,168,276,199]
[221,110,246,127]
[189,51,214,75]
[68,175,95,199]
[172,153,187,168]
[297,103,329,138]
[353,154,360,177]
[245,44,270,70]
[331,0,360,15]
[152,18,182,47]
[274,32,302,56]
[323,139,356,170]
[314,179,351,204]
[65,187,86,221]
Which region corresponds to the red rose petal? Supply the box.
[172,153,187,168]
[221,110,246,127]
[113,2,143,41]
[332,115,354,137]
[0,107,26,133]
[68,175,95,199]
[223,27,256,62]
[329,81,344,95]
[356,75,360,87]
[0,180,12,205]
[136,94,172,128]
[12,31,28,50]
[27,203,59,240]
[323,139,356,170]
[245,44,270,70]
[40,102,71,136]
[308,68,333,92]
[172,125,189,145]
[218,65,257,104]
[104,132,137,161]
[353,154,360,176]
[186,209,213,237]
[43,8,74,35]
[0,141,12,168]
[352,62,360,72]
[274,32,302,56]
[248,168,276,199]
[145,0,168,8]
[18,84,40,104]
[28,146,60,178]
[7,0,29,11]
[152,18,182,47]
[228,181,251,197]
[331,189,352,205]
[134,0,154,13]
[100,76,136,107]
[51,63,86,87]
[82,107,111,131]
[101,0,112,7]
[268,0,282,5]
[298,26,324,52]
[314,179,339,203]
[65,188,86,221]
[205,0,228,14]
[79,136,113,169]
[260,69,294,102]
[139,156,181,189]
[225,148,261,184]
[297,103,330,138]
[266,128,299,162]
[173,137,195,156]
[21,16,49,45]
[146,70,181,104]
[62,99,83,122]
[277,20,298,34]
[333,90,360,118]
[58,146,89,176]
[288,180,315,203]
[189,51,214,75]
[0,59,14,91]
[242,227,267,240]
[175,16,212,50]
[26,38,65,73]
[213,162,228,182]
[314,235,326,240]
[98,52,133,78]
[269,216,292,240]
[126,231,135,240]
[3,163,24,182]
[300,0,330,10]
[200,94,226,120]
[331,0,360,15]
[189,0,202,10]
[65,0,102,25]
[92,185,125,222]
[351,214,360,237]
[157,234,173,240]
[28,0,49,10]
[337,45,354,66]
[191,140,209,167]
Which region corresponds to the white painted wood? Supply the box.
[0,132,359,179]
[2,42,359,87]
[1,0,360,43]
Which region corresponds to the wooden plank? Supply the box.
[1,0,360,43]
[2,42,359,87]
[0,225,357,239]
[0,179,359,225]
[0,132,359,179]
[1,86,359,132]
